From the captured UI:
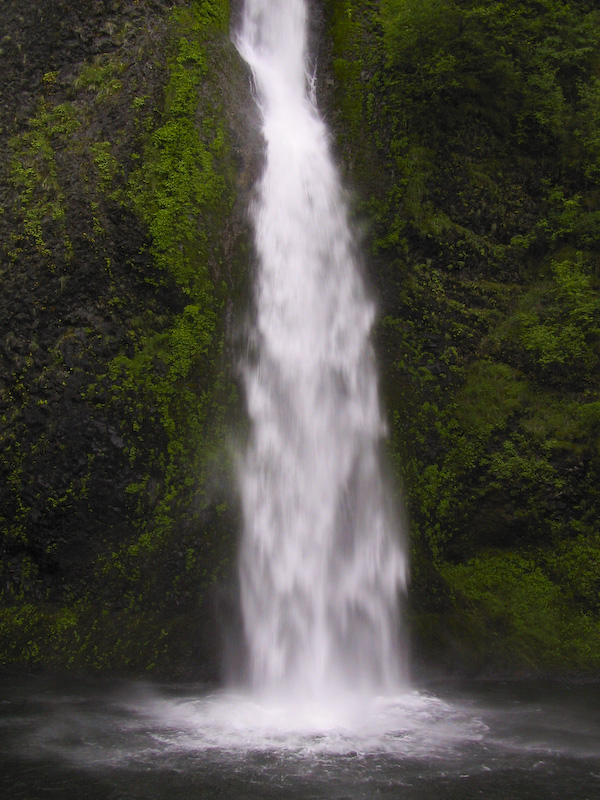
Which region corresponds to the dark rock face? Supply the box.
[0,0,257,677]
[1,0,152,593]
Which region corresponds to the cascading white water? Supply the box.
[236,0,408,699]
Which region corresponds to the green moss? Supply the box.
[87,0,239,608]
[455,361,527,433]
[443,549,600,671]
[127,3,227,295]
[326,0,600,673]
[515,255,600,382]
[73,60,125,100]
[329,0,363,139]
[0,602,190,675]
[0,0,240,676]
[107,297,219,538]
[8,101,80,259]
[90,141,120,192]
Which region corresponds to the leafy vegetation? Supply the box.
[94,0,237,615]
[0,0,239,675]
[8,102,80,260]
[326,0,600,673]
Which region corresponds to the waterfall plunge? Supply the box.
[236,0,408,700]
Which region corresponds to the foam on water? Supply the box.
[9,679,600,800]
[23,687,488,766]
[141,690,487,757]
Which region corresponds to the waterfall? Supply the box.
[235,0,408,699]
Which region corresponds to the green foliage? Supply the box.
[369,0,600,272]
[512,187,600,252]
[454,362,526,433]
[544,533,600,612]
[128,3,227,294]
[0,0,239,675]
[73,60,125,99]
[487,434,562,491]
[328,0,600,678]
[329,0,365,143]
[443,549,600,669]
[109,299,217,447]
[8,102,80,259]
[93,0,237,603]
[516,256,600,381]
[0,602,179,674]
[90,141,120,192]
[379,0,600,147]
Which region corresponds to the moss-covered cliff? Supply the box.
[324,0,600,675]
[0,0,255,676]
[2,0,599,680]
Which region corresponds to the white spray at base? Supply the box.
[235,0,408,700]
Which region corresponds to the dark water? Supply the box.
[1,675,599,799]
